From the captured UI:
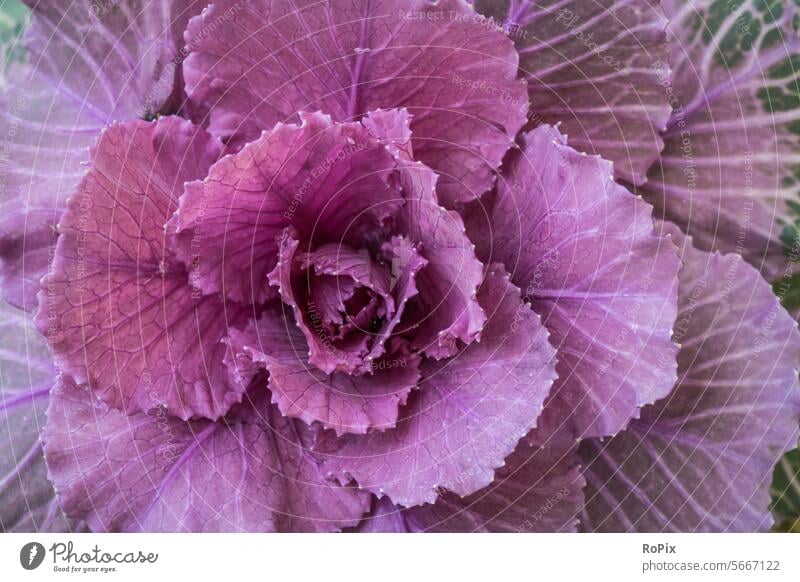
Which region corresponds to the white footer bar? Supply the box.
[1,533,797,581]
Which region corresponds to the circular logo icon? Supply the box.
[20,542,46,570]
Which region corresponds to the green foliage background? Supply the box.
[0,0,798,532]
[0,0,26,89]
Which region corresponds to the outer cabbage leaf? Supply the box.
[355,428,584,532]
[642,0,800,280]
[0,299,76,532]
[43,377,370,532]
[0,70,88,312]
[0,220,54,313]
[21,0,203,118]
[471,125,680,440]
[35,117,251,421]
[183,0,527,206]
[580,224,800,532]
[0,1,206,310]
[770,448,800,531]
[474,0,672,185]
[322,266,557,506]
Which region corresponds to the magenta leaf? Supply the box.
[0,1,206,310]
[35,117,251,421]
[43,377,370,532]
[0,300,76,532]
[472,124,680,440]
[355,429,584,532]
[183,0,527,206]
[474,0,672,185]
[172,110,486,360]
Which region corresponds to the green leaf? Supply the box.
[770,447,800,531]
[0,0,26,31]
[773,271,800,311]
[0,0,28,86]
